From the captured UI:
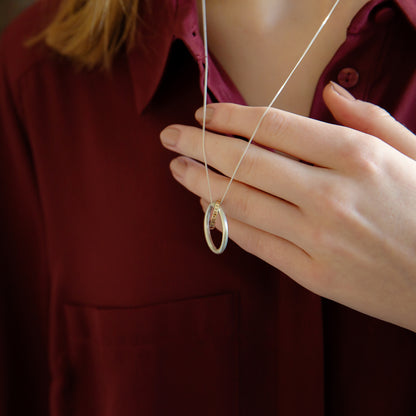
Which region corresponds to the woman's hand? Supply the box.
[160,82,416,332]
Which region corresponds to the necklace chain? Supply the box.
[201,0,341,254]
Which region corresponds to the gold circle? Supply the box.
[204,202,229,254]
[209,200,221,230]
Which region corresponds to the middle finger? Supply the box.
[160,124,320,206]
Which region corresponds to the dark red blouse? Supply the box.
[1,0,416,415]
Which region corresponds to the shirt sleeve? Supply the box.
[0,32,50,415]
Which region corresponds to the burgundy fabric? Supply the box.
[0,0,415,415]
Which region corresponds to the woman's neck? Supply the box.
[199,0,356,34]
[197,0,370,115]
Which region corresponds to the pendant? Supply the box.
[204,201,228,254]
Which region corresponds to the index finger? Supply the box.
[196,103,359,169]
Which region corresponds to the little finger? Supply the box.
[200,199,314,288]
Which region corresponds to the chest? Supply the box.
[199,1,370,116]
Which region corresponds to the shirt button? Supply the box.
[373,6,396,24]
[337,68,359,89]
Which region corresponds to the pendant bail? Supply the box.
[204,201,228,254]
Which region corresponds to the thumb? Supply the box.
[323,82,416,160]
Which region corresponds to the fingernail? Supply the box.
[160,127,180,148]
[330,81,355,101]
[170,157,188,181]
[195,106,214,123]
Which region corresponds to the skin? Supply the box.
[160,83,416,333]
[197,0,370,115]
[160,0,416,332]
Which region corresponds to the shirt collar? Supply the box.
[127,0,177,115]
[127,0,245,115]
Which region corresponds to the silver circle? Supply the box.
[204,202,229,254]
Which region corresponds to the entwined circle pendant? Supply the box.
[199,0,340,254]
[204,201,228,254]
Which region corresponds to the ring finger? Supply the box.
[170,156,308,249]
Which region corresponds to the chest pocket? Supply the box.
[60,293,239,416]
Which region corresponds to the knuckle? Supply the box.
[234,192,251,220]
[358,103,392,135]
[183,161,203,190]
[354,150,381,179]
[364,102,391,120]
[340,132,381,177]
[217,103,249,131]
[339,130,362,159]
[355,151,380,177]
[220,103,238,126]
[183,167,198,189]
[237,148,260,179]
[260,110,289,143]
[326,196,351,224]
[233,186,261,224]
[312,179,337,205]
[312,180,350,222]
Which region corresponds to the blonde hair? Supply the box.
[29,0,148,70]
